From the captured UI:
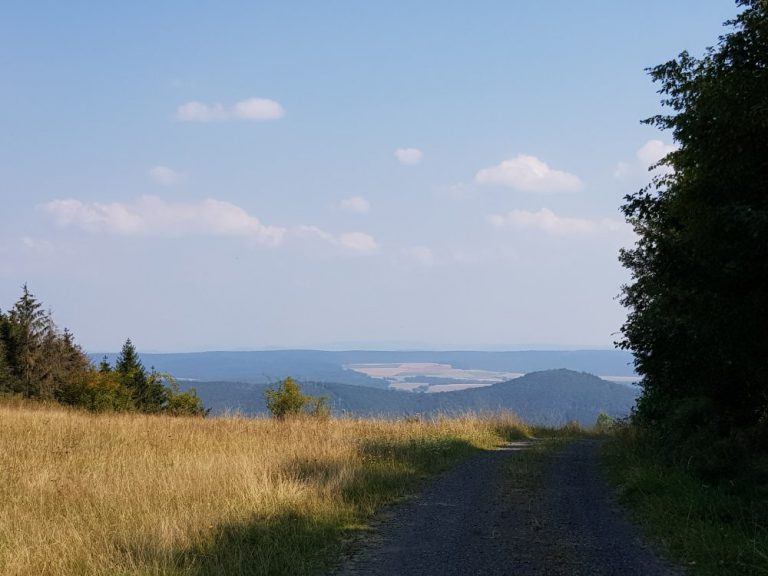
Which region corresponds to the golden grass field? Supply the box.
[0,399,530,576]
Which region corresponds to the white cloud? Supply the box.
[176,98,285,122]
[637,139,677,166]
[337,196,371,214]
[338,232,379,253]
[395,148,423,165]
[488,208,623,236]
[41,196,379,254]
[232,98,286,120]
[614,139,678,180]
[403,245,436,266]
[475,154,583,193]
[295,226,379,253]
[149,165,182,187]
[42,196,286,244]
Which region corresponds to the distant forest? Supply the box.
[183,369,639,426]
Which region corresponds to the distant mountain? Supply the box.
[91,349,637,388]
[182,369,640,426]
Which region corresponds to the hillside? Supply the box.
[92,349,637,388]
[184,369,639,426]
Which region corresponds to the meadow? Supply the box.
[0,398,530,576]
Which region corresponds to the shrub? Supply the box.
[265,377,329,419]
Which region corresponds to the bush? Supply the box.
[265,377,329,419]
[57,369,134,412]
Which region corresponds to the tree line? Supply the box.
[620,0,767,478]
[0,285,206,416]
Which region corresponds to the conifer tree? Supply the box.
[115,339,167,412]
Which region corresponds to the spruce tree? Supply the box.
[115,339,167,412]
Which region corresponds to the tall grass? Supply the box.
[603,425,768,576]
[0,400,529,576]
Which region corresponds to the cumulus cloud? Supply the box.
[149,165,182,186]
[488,208,623,236]
[337,196,371,214]
[395,148,423,165]
[614,139,678,180]
[176,98,285,122]
[475,154,583,193]
[294,226,379,254]
[42,196,286,244]
[637,139,677,166]
[338,232,379,253]
[41,196,379,254]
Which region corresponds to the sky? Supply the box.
[0,1,738,352]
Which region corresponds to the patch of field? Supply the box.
[0,399,530,576]
[598,375,641,385]
[347,362,523,384]
[425,383,495,393]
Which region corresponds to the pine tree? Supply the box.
[115,339,167,412]
[98,356,112,373]
[6,285,54,397]
[115,339,143,376]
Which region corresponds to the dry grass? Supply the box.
[0,399,529,576]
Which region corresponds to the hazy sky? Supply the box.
[0,1,737,352]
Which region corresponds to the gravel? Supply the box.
[333,439,681,576]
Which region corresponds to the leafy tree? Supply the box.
[619,0,768,467]
[265,377,329,419]
[57,369,134,412]
[163,374,209,417]
[595,411,615,432]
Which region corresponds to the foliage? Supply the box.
[57,369,135,412]
[162,373,209,417]
[594,411,616,431]
[604,424,768,575]
[0,285,89,399]
[618,0,768,472]
[0,287,206,417]
[265,377,330,419]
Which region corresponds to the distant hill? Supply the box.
[182,369,640,426]
[91,349,637,388]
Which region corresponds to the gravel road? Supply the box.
[334,439,681,576]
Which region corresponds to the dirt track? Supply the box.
[335,439,681,576]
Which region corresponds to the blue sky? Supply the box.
[0,1,737,352]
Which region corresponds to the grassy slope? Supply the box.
[0,399,530,576]
[603,427,768,576]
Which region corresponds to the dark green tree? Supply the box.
[0,326,12,393]
[619,0,768,467]
[4,285,57,397]
[115,339,167,412]
[98,355,112,373]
